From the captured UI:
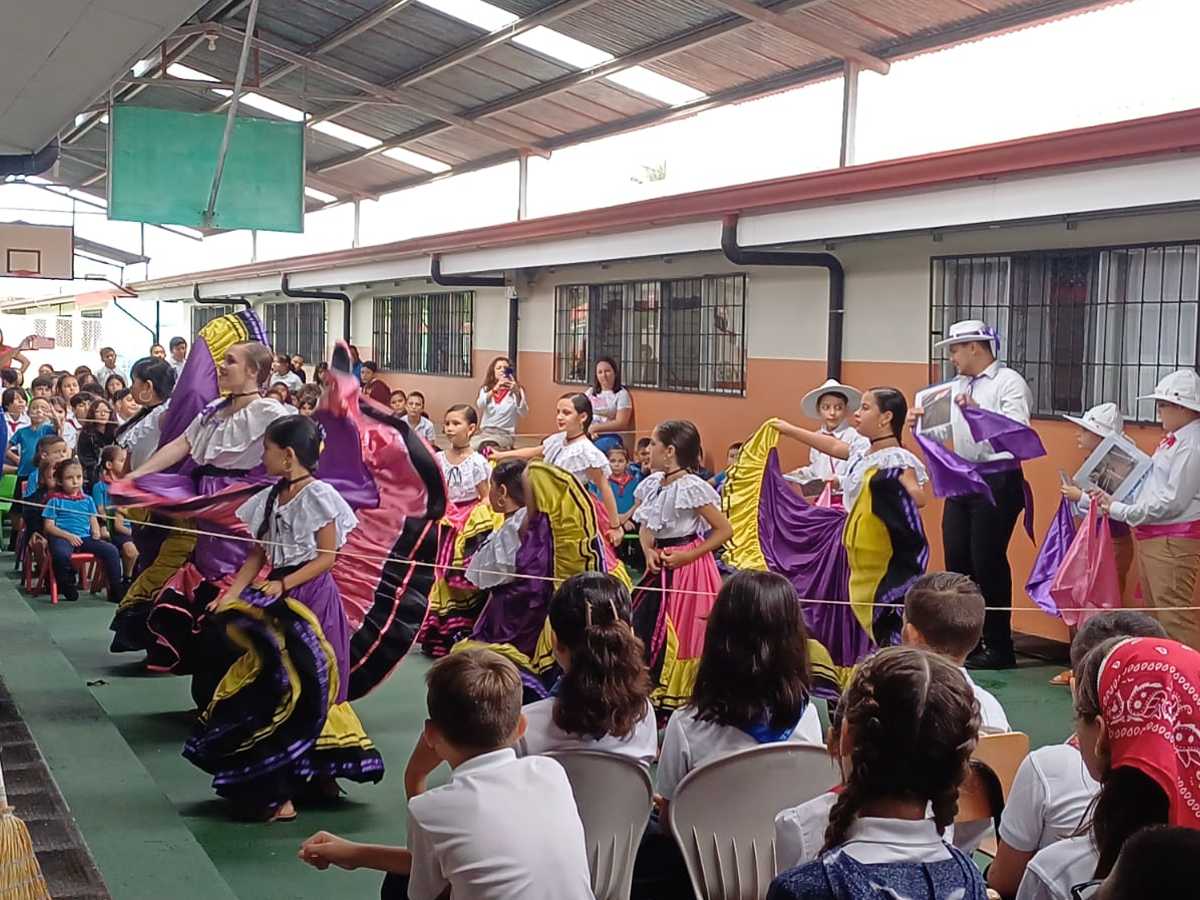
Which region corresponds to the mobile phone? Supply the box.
[503,366,514,379]
[1058,468,1071,487]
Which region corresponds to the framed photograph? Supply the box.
[915,381,957,441]
[1073,434,1152,502]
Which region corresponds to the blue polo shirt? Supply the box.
[43,494,98,538]
[10,422,54,478]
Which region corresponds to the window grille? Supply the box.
[54,317,72,349]
[931,242,1200,423]
[553,274,746,395]
[80,317,102,352]
[372,291,474,377]
[262,301,327,363]
[190,303,236,339]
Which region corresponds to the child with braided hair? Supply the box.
[767,645,987,900]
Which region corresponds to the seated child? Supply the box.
[902,572,1010,733]
[710,441,742,493]
[518,572,656,762]
[22,435,70,540]
[595,445,641,566]
[63,391,94,451]
[988,612,1166,900]
[298,649,594,900]
[42,458,124,603]
[631,436,651,477]
[10,398,57,490]
[1095,825,1200,900]
[656,570,822,805]
[404,391,436,443]
[767,646,987,900]
[389,389,407,416]
[92,445,138,584]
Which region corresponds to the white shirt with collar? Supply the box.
[656,703,824,800]
[951,360,1033,463]
[809,422,860,481]
[516,696,658,764]
[1109,418,1200,527]
[407,415,436,444]
[1016,833,1098,900]
[960,667,1010,734]
[999,743,1099,854]
[405,748,593,900]
[838,816,954,865]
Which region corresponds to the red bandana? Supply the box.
[1160,433,1178,450]
[1099,637,1200,828]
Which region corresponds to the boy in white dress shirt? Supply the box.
[299,649,594,900]
[917,319,1034,669]
[1092,369,1200,649]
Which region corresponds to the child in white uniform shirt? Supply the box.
[435,405,490,505]
[1091,369,1200,650]
[791,378,862,488]
[987,611,1165,899]
[299,649,594,900]
[403,391,437,444]
[518,572,657,763]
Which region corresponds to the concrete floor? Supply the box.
[0,566,1074,899]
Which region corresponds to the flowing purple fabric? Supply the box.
[756,449,873,668]
[471,513,554,658]
[963,404,1047,461]
[1026,496,1079,616]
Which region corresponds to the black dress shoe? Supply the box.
[965,647,1016,670]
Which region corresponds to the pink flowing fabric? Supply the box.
[662,537,722,658]
[1051,504,1122,627]
[434,499,480,580]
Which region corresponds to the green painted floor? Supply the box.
[0,565,1075,900]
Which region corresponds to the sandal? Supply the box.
[1049,670,1072,686]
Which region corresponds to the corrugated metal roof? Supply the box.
[53,0,1121,211]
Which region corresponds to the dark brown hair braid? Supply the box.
[821,645,981,854]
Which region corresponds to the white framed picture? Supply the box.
[914,380,957,442]
[1073,434,1152,502]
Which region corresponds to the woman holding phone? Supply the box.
[474,355,527,452]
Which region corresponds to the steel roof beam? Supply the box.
[312,0,821,174]
[175,23,546,153]
[708,0,889,74]
[306,0,605,127]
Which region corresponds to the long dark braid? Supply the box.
[821,645,980,853]
[256,415,323,542]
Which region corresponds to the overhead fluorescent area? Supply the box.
[311,121,380,149]
[415,0,706,107]
[304,186,338,204]
[382,148,452,173]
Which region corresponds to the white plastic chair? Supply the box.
[666,743,839,900]
[547,750,655,900]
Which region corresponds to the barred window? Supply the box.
[191,303,236,340]
[55,317,73,349]
[931,242,1200,423]
[554,274,746,395]
[262,301,327,363]
[372,291,473,377]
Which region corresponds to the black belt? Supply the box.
[654,535,694,549]
[191,464,251,489]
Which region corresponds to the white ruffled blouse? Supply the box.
[465,507,527,589]
[541,431,610,482]
[115,401,170,470]
[437,449,490,504]
[185,397,289,470]
[632,472,721,539]
[840,435,928,510]
[236,479,358,569]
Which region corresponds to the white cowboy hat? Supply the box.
[1137,369,1200,414]
[933,319,1001,351]
[1063,402,1123,438]
[801,378,863,420]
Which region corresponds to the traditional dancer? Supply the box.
[187,415,382,821]
[111,316,290,665]
[912,319,1039,669]
[629,420,732,716]
[724,388,929,697]
[416,404,496,656]
[493,393,623,548]
[1091,370,1200,649]
[786,378,862,497]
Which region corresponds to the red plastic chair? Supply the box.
[29,540,103,605]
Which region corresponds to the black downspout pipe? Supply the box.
[193,283,251,310]
[720,214,844,381]
[430,254,518,372]
[281,274,350,343]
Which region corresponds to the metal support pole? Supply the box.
[517,153,529,221]
[204,0,262,226]
[251,229,258,263]
[352,199,361,248]
[839,60,859,168]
